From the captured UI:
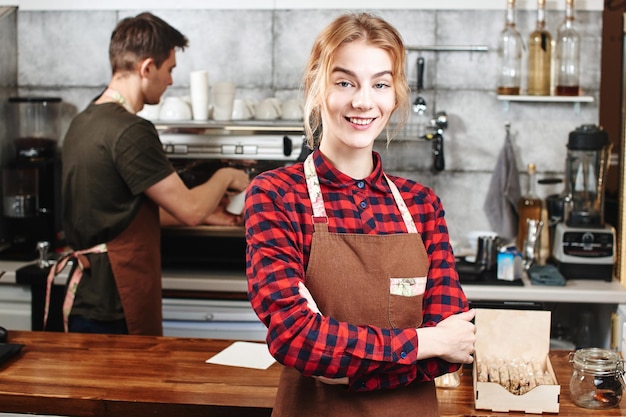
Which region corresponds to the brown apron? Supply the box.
[271,155,439,416]
[45,201,163,336]
[107,200,163,336]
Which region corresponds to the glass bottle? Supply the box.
[527,0,552,96]
[497,0,523,95]
[517,163,543,251]
[555,0,581,96]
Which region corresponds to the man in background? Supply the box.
[57,12,249,335]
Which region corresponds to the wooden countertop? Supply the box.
[0,331,275,417]
[0,331,624,416]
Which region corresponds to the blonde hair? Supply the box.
[302,13,410,148]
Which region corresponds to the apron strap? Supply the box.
[304,154,328,222]
[44,243,108,332]
[383,173,417,234]
[304,153,417,233]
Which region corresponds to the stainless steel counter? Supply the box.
[2,260,626,304]
[2,259,626,345]
[463,274,626,304]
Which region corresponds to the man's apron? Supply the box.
[45,201,163,336]
[271,155,439,416]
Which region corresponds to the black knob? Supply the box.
[283,136,293,156]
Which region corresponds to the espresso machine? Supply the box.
[1,97,63,260]
[552,124,615,281]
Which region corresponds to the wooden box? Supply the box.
[473,308,560,414]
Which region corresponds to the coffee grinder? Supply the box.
[552,124,615,281]
[1,97,62,260]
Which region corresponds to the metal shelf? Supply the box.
[407,45,488,53]
[497,94,594,113]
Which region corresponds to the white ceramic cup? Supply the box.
[255,98,282,120]
[159,97,192,120]
[136,102,161,121]
[232,99,255,120]
[212,81,236,121]
[226,191,246,215]
[281,98,303,120]
[189,70,210,120]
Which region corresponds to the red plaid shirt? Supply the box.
[245,150,468,391]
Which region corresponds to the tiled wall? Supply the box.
[13,8,603,248]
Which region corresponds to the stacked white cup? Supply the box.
[189,70,210,120]
[212,81,236,121]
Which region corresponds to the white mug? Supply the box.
[232,99,255,120]
[255,98,282,120]
[137,102,161,121]
[282,98,303,120]
[159,97,192,120]
[226,191,246,215]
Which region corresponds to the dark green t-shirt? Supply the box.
[62,102,174,321]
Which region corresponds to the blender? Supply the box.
[552,124,615,281]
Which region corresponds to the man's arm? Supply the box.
[146,167,248,226]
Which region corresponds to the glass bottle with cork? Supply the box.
[555,0,580,96]
[527,0,552,96]
[517,163,543,252]
[497,0,523,95]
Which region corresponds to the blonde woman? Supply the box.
[245,13,475,416]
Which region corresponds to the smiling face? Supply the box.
[319,39,396,156]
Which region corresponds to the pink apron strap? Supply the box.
[304,154,328,222]
[44,243,108,332]
[383,173,418,234]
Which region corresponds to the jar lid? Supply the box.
[567,124,610,151]
[571,348,622,374]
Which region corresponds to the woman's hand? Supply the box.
[298,281,322,314]
[416,309,476,364]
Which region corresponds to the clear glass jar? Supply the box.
[569,348,626,409]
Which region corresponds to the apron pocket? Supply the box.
[388,277,425,328]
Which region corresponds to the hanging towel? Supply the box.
[528,263,566,286]
[482,123,521,241]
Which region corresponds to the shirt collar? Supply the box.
[312,149,388,192]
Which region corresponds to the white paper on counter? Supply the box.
[206,341,276,370]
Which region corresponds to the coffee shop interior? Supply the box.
[0,1,626,414]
